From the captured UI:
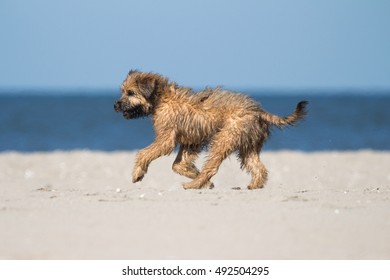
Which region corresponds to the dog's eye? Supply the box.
[126,90,134,96]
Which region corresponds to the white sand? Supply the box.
[0,150,389,259]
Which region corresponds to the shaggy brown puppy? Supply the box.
[114,70,308,189]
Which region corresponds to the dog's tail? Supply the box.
[260,101,308,127]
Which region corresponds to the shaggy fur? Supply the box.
[114,71,308,189]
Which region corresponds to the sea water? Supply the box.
[1,90,389,151]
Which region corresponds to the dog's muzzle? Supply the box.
[114,100,122,112]
[114,100,148,120]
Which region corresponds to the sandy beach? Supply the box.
[0,150,389,259]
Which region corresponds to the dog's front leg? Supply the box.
[132,134,176,183]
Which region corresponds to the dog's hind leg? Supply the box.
[238,146,268,189]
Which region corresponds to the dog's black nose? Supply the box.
[114,101,122,112]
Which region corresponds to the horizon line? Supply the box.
[1,86,390,96]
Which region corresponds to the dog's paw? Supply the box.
[247,184,264,190]
[182,181,202,189]
[182,180,214,190]
[132,167,146,183]
[205,181,215,189]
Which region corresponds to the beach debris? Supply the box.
[24,169,34,179]
[98,198,129,203]
[283,195,309,202]
[297,189,308,193]
[364,187,381,193]
[334,209,340,214]
[158,192,163,196]
[116,188,121,193]
[139,193,145,199]
[36,184,55,192]
[231,187,241,190]
[84,192,99,196]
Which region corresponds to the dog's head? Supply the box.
[114,70,168,119]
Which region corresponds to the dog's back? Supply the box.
[189,88,261,115]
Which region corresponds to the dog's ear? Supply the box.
[137,76,157,99]
[128,69,138,76]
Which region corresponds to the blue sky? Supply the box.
[1,0,389,90]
